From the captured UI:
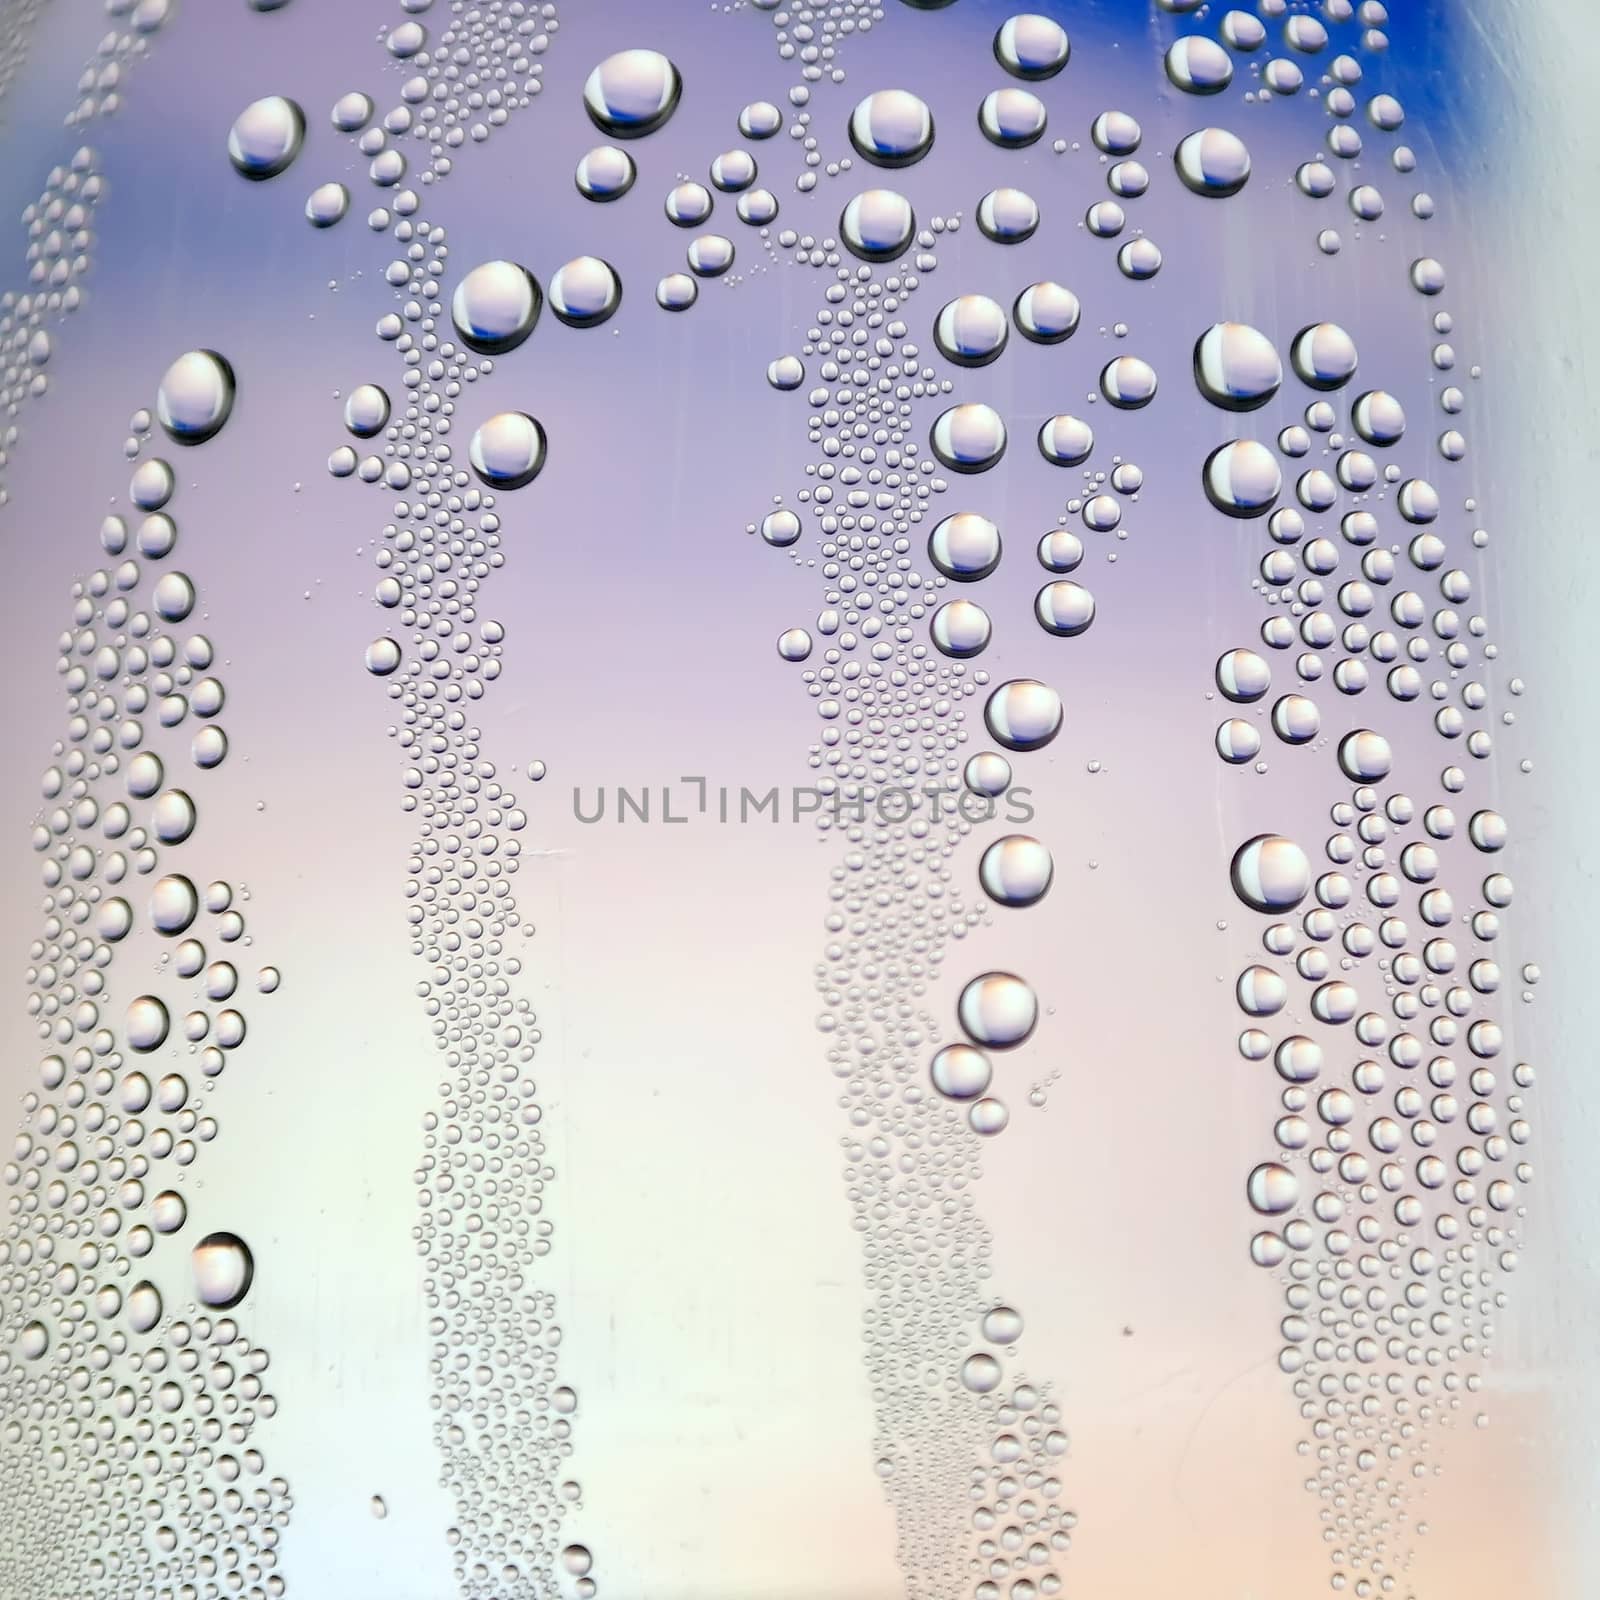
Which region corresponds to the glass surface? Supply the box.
[1,2,1596,1597]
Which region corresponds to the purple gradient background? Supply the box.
[0,2,1593,1597]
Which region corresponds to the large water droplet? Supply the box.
[192,1231,254,1309]
[1194,322,1282,411]
[930,1043,993,1100]
[930,599,991,658]
[928,512,1001,579]
[979,836,1055,907]
[1174,127,1251,196]
[1012,281,1080,344]
[979,87,1048,148]
[583,50,682,139]
[840,189,915,262]
[1231,834,1312,913]
[157,351,236,445]
[227,95,304,180]
[1165,36,1233,94]
[931,404,1006,473]
[958,972,1039,1049]
[1290,322,1359,390]
[1034,580,1095,636]
[985,680,1062,752]
[994,15,1070,80]
[848,89,934,167]
[1247,1163,1299,1215]
[935,296,1008,367]
[1037,414,1093,467]
[1203,439,1281,517]
[575,145,636,202]
[549,257,621,328]
[468,413,547,490]
[451,261,542,355]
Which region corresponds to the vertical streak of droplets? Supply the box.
[342,6,591,1596]
[1,351,292,1598]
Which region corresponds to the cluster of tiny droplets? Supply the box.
[1138,3,1535,1596]
[721,34,1096,1551]
[0,353,290,1599]
[0,150,104,509]
[779,248,1079,1597]
[67,0,174,127]
[0,0,49,119]
[318,5,592,1597]
[0,0,182,511]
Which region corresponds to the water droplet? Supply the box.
[848,89,934,167]
[985,680,1062,752]
[961,1351,1004,1392]
[1037,530,1083,572]
[968,1098,1010,1136]
[958,972,1039,1049]
[934,296,1008,367]
[227,95,304,180]
[976,187,1040,243]
[366,638,402,676]
[656,272,698,311]
[964,752,1013,798]
[157,351,236,445]
[331,91,373,132]
[994,15,1070,80]
[930,599,992,658]
[1203,439,1281,518]
[979,87,1047,148]
[549,257,621,328]
[1091,110,1142,153]
[840,189,915,262]
[761,510,802,547]
[739,100,783,139]
[1247,1162,1299,1215]
[150,873,198,935]
[1216,647,1271,701]
[305,182,349,228]
[128,1280,163,1333]
[1034,580,1095,636]
[1037,415,1094,467]
[582,50,682,139]
[344,384,390,437]
[1194,322,1282,411]
[1174,128,1251,196]
[1290,322,1359,390]
[468,413,547,490]
[931,404,1006,473]
[1165,36,1234,94]
[1013,281,1080,344]
[1231,834,1312,912]
[575,145,636,202]
[126,995,170,1051]
[192,1231,254,1309]
[928,512,1001,579]
[979,836,1055,907]
[665,181,714,227]
[687,234,735,277]
[1100,355,1158,409]
[766,355,805,390]
[930,1043,993,1100]
[451,261,541,355]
